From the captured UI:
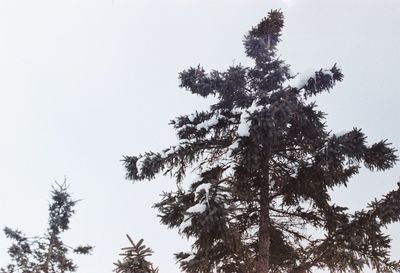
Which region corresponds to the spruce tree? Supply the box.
[113,235,159,273]
[123,10,400,273]
[1,182,92,273]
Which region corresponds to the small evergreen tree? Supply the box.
[123,10,400,273]
[113,235,159,273]
[1,182,92,273]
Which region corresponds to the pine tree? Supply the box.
[123,10,400,273]
[1,182,92,273]
[113,235,159,273]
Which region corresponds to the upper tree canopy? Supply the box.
[1,182,92,273]
[124,10,399,273]
[113,235,159,273]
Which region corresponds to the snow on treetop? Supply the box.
[178,138,197,149]
[291,68,335,89]
[196,115,219,131]
[180,253,196,263]
[194,183,212,200]
[195,111,227,131]
[179,215,193,232]
[227,100,266,159]
[188,113,196,122]
[135,154,157,177]
[186,202,207,214]
[237,100,263,137]
[227,139,240,157]
[136,156,146,177]
[237,113,251,137]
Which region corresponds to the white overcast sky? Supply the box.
[0,1,399,273]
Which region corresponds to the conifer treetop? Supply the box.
[124,10,399,273]
[113,235,159,273]
[1,182,92,273]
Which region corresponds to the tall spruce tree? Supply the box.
[1,182,92,273]
[123,10,400,273]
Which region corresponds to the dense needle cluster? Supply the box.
[123,10,399,273]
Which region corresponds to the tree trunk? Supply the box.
[43,234,55,273]
[257,163,271,273]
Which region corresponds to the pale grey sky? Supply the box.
[0,1,399,273]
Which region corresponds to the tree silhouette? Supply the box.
[114,235,158,273]
[1,182,92,273]
[123,10,399,273]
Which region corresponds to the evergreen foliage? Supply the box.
[123,10,400,273]
[1,182,92,273]
[113,235,159,273]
